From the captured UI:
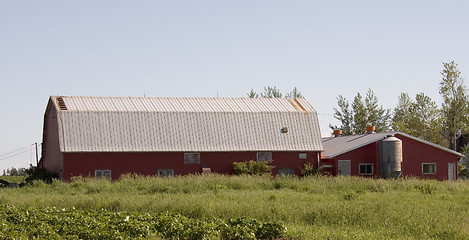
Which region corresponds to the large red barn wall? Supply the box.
[396,134,458,180]
[62,151,319,180]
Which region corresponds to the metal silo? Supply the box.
[380,135,402,179]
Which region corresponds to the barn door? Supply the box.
[338,160,351,176]
[448,163,456,181]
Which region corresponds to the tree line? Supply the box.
[247,86,303,98]
[246,63,469,176]
[247,62,467,152]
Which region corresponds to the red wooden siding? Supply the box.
[319,158,337,176]
[330,142,381,178]
[397,134,458,180]
[62,151,319,180]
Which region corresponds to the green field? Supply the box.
[1,174,469,239]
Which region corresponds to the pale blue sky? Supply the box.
[1,1,469,172]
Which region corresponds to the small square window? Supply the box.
[278,168,294,176]
[359,164,373,175]
[299,153,307,159]
[257,152,272,162]
[95,169,111,179]
[184,153,200,164]
[158,169,174,177]
[422,163,436,174]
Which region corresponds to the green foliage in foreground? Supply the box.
[1,174,469,239]
[0,204,285,240]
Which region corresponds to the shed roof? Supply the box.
[322,131,464,158]
[47,96,323,152]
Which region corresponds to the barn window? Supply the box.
[422,163,436,174]
[184,153,200,164]
[95,169,111,179]
[359,164,373,175]
[299,153,307,159]
[257,152,272,162]
[158,169,174,177]
[278,168,294,176]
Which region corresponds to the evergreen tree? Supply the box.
[332,89,391,135]
[351,93,368,134]
[261,86,283,98]
[331,95,353,135]
[247,89,259,98]
[364,89,391,132]
[247,86,303,99]
[286,87,303,98]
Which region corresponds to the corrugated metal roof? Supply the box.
[322,131,464,158]
[50,96,323,152]
[54,96,317,113]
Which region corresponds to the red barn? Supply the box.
[321,131,463,180]
[40,96,323,180]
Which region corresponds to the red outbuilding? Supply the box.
[321,130,463,180]
[40,96,324,180]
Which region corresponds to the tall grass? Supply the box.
[1,174,468,239]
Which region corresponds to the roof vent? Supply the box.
[366,126,375,134]
[56,97,67,110]
[333,129,343,137]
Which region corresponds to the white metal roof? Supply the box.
[322,131,464,158]
[48,96,323,152]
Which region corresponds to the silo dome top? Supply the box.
[382,135,402,142]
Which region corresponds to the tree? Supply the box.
[285,87,303,98]
[332,89,391,135]
[392,93,443,144]
[458,146,469,179]
[351,93,368,134]
[260,86,282,98]
[331,95,353,135]
[439,61,469,150]
[6,167,28,176]
[247,86,303,98]
[247,89,259,98]
[392,93,413,132]
[364,89,391,132]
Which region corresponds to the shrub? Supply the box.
[233,161,249,175]
[233,160,274,176]
[218,217,286,240]
[24,168,56,185]
[300,162,323,177]
[256,221,287,239]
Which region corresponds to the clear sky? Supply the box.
[1,1,469,173]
